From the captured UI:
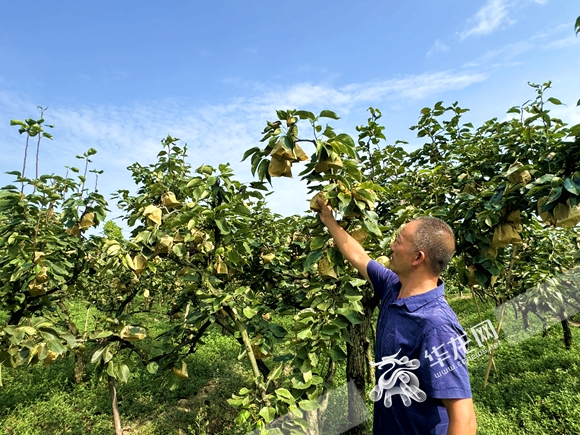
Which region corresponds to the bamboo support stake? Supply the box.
[471,287,497,375]
[483,245,518,388]
[84,307,90,335]
[223,306,271,407]
[184,303,190,328]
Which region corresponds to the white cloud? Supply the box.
[464,20,577,66]
[460,0,553,40]
[461,0,513,39]
[545,35,580,50]
[427,40,450,58]
[342,72,488,101]
[552,104,580,128]
[480,40,535,61]
[0,69,489,217]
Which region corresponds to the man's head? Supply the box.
[389,216,455,278]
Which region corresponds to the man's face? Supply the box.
[389,221,418,276]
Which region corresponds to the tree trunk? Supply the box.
[108,375,123,435]
[344,293,376,435]
[346,325,370,435]
[73,348,87,384]
[562,320,573,350]
[521,308,530,330]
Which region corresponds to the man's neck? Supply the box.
[397,275,440,299]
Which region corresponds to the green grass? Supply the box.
[1,296,580,434]
[450,295,580,435]
[0,325,251,435]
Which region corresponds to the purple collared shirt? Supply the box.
[367,260,472,435]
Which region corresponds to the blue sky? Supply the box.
[0,1,579,220]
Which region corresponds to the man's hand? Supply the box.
[314,197,371,280]
[316,197,335,227]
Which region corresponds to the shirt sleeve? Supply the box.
[367,260,399,300]
[418,324,472,399]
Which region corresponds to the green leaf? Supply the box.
[535,174,555,184]
[362,217,382,238]
[91,346,106,364]
[268,324,286,339]
[95,331,113,339]
[311,375,324,385]
[233,204,252,215]
[321,324,341,335]
[267,364,283,382]
[337,308,363,325]
[196,165,214,175]
[104,346,114,363]
[547,97,563,105]
[289,404,303,418]
[118,364,130,383]
[570,123,580,137]
[243,307,258,319]
[17,326,36,336]
[295,110,315,120]
[215,219,231,235]
[107,361,115,377]
[303,251,323,271]
[226,248,241,265]
[333,133,357,158]
[147,362,159,374]
[297,328,313,340]
[234,410,251,425]
[227,396,244,407]
[298,399,320,411]
[172,243,186,258]
[319,110,340,120]
[275,388,295,404]
[242,147,260,162]
[325,248,342,269]
[46,338,66,354]
[475,270,488,287]
[257,159,270,182]
[564,177,580,195]
[489,185,505,206]
[545,186,563,206]
[329,345,347,361]
[259,406,276,423]
[291,377,312,389]
[309,237,325,251]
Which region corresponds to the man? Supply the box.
[316,199,477,435]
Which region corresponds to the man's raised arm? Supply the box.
[316,198,372,281]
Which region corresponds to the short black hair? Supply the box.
[410,216,455,276]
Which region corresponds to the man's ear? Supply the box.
[412,250,426,266]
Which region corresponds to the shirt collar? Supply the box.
[390,279,445,312]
